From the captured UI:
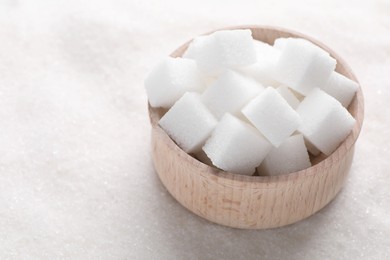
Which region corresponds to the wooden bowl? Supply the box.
[148,26,364,229]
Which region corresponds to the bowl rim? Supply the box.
[148,25,364,185]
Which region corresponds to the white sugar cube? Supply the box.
[183,35,207,60]
[201,70,263,119]
[183,29,257,76]
[322,71,359,107]
[275,37,329,55]
[276,86,300,109]
[203,114,272,175]
[273,38,336,96]
[145,57,206,108]
[257,134,311,176]
[238,40,281,86]
[297,88,356,155]
[159,92,217,153]
[242,87,302,147]
[253,40,280,61]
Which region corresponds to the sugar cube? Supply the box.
[276,86,300,109]
[257,134,311,176]
[275,37,329,55]
[273,38,336,96]
[203,114,272,175]
[183,35,207,60]
[159,92,217,153]
[201,70,263,119]
[241,87,302,147]
[297,88,356,155]
[145,57,206,108]
[322,71,359,107]
[238,40,281,86]
[183,29,257,76]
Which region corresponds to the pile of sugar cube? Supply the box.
[145,29,358,176]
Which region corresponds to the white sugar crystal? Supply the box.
[241,87,302,147]
[273,38,336,96]
[253,40,279,61]
[297,88,356,155]
[276,86,300,109]
[184,29,257,76]
[257,134,311,176]
[183,35,207,60]
[322,71,359,107]
[203,114,272,175]
[159,92,217,153]
[238,40,281,86]
[145,57,206,108]
[201,70,263,119]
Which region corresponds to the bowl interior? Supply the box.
[148,26,364,183]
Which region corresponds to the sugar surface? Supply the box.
[201,70,263,119]
[159,92,217,153]
[203,114,272,175]
[183,29,257,76]
[183,35,207,60]
[242,87,302,147]
[297,88,356,155]
[258,134,311,175]
[145,57,206,108]
[238,40,281,86]
[276,86,300,109]
[322,71,359,107]
[273,38,336,95]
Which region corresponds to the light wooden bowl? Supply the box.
[148,26,364,229]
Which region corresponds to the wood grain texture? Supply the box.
[148,26,365,229]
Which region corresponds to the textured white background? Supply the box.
[0,0,389,259]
